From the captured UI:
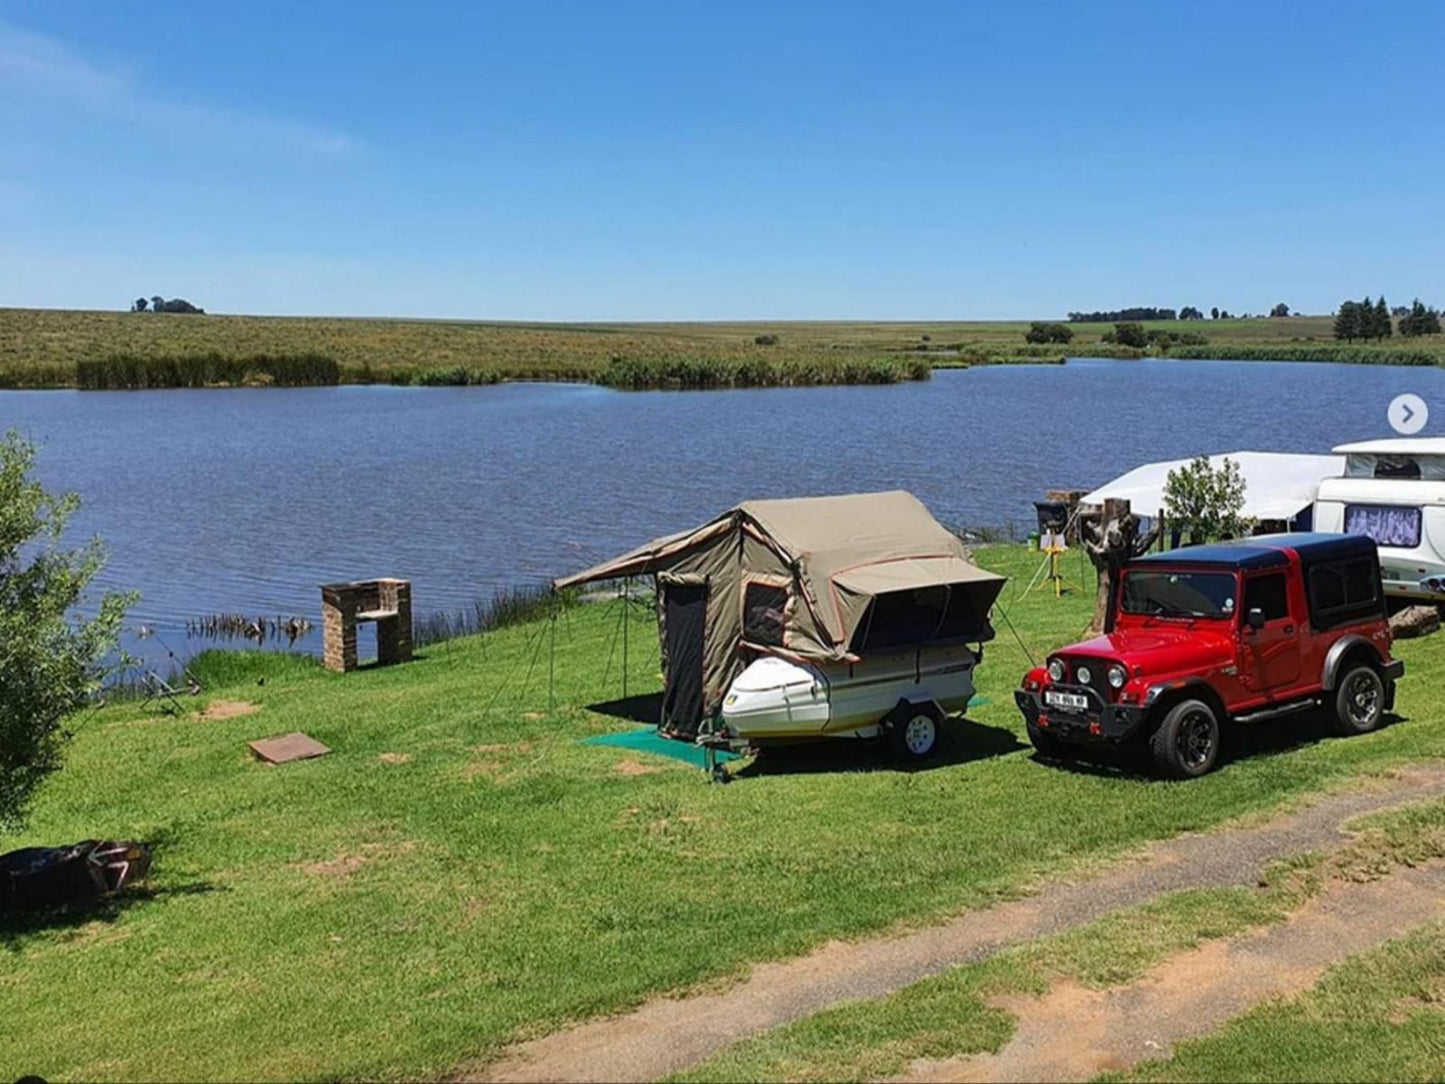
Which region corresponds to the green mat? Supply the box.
[582,725,740,768]
[583,694,988,769]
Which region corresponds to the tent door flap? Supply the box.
[660,581,708,739]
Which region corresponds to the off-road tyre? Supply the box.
[1148,698,1220,779]
[1331,664,1385,736]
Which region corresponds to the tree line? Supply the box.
[1333,296,1441,341]
[1067,304,1293,323]
[131,296,205,314]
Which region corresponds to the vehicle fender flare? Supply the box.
[1143,678,1227,728]
[1321,634,1383,691]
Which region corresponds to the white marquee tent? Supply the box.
[1080,451,1345,524]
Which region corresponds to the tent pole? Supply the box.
[622,576,629,700]
[548,608,556,710]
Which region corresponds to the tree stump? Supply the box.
[1079,498,1161,634]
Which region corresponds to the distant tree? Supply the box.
[1024,321,1074,344]
[1219,309,1233,319]
[1210,306,1220,320]
[131,297,148,312]
[1374,296,1393,341]
[0,432,133,827]
[1392,305,1409,318]
[1164,454,1252,545]
[1066,307,1177,323]
[1399,299,1443,337]
[1334,300,1361,342]
[153,298,205,314]
[753,333,778,346]
[151,296,165,311]
[1269,302,1290,318]
[1112,322,1148,348]
[1179,305,1204,320]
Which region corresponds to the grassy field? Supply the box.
[4,307,1442,389]
[3,544,1444,1081]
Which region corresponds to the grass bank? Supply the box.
[3,544,1445,1080]
[5,308,1440,391]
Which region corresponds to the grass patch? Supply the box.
[4,544,1445,1080]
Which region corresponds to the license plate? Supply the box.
[1045,690,1089,712]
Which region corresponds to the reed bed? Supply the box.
[75,352,340,389]
[412,584,580,647]
[1167,343,1445,365]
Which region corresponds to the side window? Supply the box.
[743,582,787,646]
[1243,573,1289,622]
[1309,559,1381,621]
[1309,565,1346,614]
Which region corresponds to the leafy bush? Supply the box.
[1112,322,1149,348]
[1164,455,1253,543]
[1024,322,1074,344]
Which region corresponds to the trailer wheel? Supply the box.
[1331,664,1385,736]
[891,704,940,760]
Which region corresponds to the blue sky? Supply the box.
[1,1,1441,320]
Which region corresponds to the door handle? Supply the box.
[1284,625,1295,634]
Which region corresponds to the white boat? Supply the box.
[721,643,980,757]
[1314,438,1445,600]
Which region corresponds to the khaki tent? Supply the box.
[554,491,1006,738]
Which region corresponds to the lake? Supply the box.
[3,358,1439,668]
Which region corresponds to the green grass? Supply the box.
[4,308,1443,390]
[4,544,1445,1081]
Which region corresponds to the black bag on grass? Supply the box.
[0,840,152,911]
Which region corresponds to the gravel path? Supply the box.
[469,767,1445,1084]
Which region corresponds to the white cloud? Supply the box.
[0,21,357,156]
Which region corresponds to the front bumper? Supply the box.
[1015,685,1150,742]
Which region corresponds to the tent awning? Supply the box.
[831,555,1005,596]
[1081,452,1344,523]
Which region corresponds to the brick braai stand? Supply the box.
[320,578,413,673]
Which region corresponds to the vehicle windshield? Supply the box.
[1120,569,1237,619]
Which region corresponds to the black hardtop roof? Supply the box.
[1131,532,1377,572]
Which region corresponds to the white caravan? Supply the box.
[1314,438,1445,600]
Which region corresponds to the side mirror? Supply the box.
[1246,607,1266,631]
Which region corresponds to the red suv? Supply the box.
[1015,533,1405,778]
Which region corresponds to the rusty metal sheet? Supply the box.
[248,732,331,764]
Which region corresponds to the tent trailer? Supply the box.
[1315,438,1445,601]
[554,491,1006,759]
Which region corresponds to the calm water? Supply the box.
[3,358,1441,666]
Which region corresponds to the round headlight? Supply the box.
[1108,664,1127,689]
[1047,658,1065,683]
[1076,664,1093,686]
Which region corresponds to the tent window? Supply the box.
[743,582,787,646]
[852,586,946,653]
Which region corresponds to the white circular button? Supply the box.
[1389,394,1428,435]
